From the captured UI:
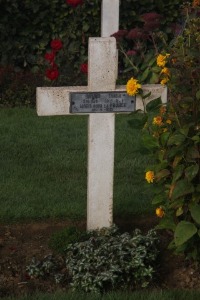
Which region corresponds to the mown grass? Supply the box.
[0,108,154,222]
[2,290,200,300]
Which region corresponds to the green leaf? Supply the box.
[186,146,200,160]
[176,206,183,216]
[185,164,199,181]
[142,91,151,99]
[171,179,194,200]
[174,221,197,246]
[128,116,147,129]
[142,133,159,150]
[160,132,170,147]
[190,204,200,224]
[146,97,162,113]
[82,23,89,32]
[152,193,166,205]
[172,164,184,183]
[196,90,200,100]
[151,66,160,73]
[140,68,150,82]
[156,169,170,181]
[156,216,176,231]
[167,132,186,146]
[149,73,159,84]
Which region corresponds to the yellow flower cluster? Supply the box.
[126,77,141,96]
[145,171,155,183]
[153,116,163,126]
[156,207,165,218]
[157,54,170,85]
[160,77,169,85]
[157,54,170,68]
[161,67,170,76]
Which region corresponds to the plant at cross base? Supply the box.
[126,1,200,260]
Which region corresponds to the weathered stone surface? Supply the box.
[37,84,167,116]
[87,113,114,229]
[88,37,117,92]
[36,86,87,116]
[101,0,119,37]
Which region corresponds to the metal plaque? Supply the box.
[70,91,135,113]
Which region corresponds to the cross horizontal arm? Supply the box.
[36,85,167,116]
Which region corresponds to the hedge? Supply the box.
[0,0,186,71]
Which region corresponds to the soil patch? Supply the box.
[0,217,200,298]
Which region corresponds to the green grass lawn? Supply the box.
[2,290,200,300]
[0,108,154,222]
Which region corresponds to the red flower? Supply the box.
[80,63,88,74]
[66,0,83,7]
[50,39,63,51]
[141,12,162,31]
[44,52,55,62]
[127,28,148,40]
[126,50,137,56]
[45,67,59,80]
[111,30,128,41]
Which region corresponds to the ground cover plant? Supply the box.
[25,225,159,293]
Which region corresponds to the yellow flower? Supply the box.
[153,116,163,126]
[160,106,166,115]
[157,53,170,67]
[145,171,155,183]
[166,119,172,124]
[161,67,170,76]
[160,77,169,85]
[163,128,168,133]
[126,77,141,96]
[193,0,200,7]
[156,207,165,218]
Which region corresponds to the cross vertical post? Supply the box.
[87,1,120,230]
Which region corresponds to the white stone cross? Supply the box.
[37,0,167,231]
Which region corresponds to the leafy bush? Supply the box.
[26,254,65,283]
[128,2,200,260]
[0,66,44,107]
[65,225,159,293]
[49,226,92,254]
[0,0,185,71]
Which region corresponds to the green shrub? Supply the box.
[0,66,44,107]
[49,226,91,254]
[0,0,186,71]
[130,3,200,260]
[65,225,159,293]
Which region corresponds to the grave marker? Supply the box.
[37,0,167,230]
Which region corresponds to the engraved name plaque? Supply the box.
[70,91,135,113]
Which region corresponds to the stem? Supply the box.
[142,97,146,113]
[149,32,158,55]
[119,45,139,73]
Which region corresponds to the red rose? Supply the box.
[44,52,55,62]
[45,68,59,80]
[80,63,88,74]
[66,0,83,7]
[50,39,63,51]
